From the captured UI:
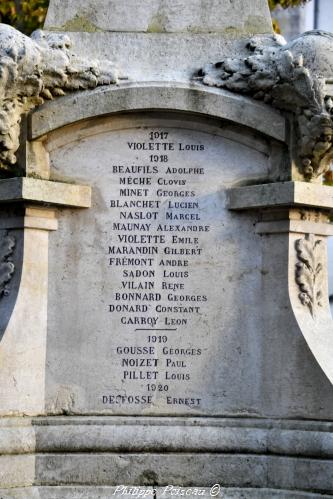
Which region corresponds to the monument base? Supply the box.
[0,417,332,496]
[0,487,330,498]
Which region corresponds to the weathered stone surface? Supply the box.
[1,0,333,495]
[0,24,119,173]
[0,488,331,499]
[43,112,295,417]
[2,416,333,456]
[44,0,273,35]
[30,83,286,144]
[227,181,333,211]
[0,178,91,207]
[0,489,148,499]
[4,453,332,490]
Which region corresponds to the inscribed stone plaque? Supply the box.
[46,113,267,415]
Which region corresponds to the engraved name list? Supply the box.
[102,126,214,413]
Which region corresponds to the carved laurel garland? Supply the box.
[0,231,16,298]
[199,31,333,181]
[0,24,119,172]
[295,234,324,318]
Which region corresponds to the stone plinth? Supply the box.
[44,0,273,35]
[0,0,333,496]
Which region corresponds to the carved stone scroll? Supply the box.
[0,24,120,172]
[199,31,333,181]
[0,231,15,298]
[295,233,324,318]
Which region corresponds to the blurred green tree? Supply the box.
[0,0,48,34]
[269,0,309,8]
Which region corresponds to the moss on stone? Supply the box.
[61,15,102,32]
[147,14,168,33]
[245,15,273,34]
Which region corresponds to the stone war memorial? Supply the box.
[1,0,333,496]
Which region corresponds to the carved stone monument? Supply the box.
[1,0,333,497]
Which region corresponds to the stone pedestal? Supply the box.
[0,0,333,497]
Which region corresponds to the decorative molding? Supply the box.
[199,31,333,181]
[295,234,324,318]
[0,24,120,173]
[0,231,15,297]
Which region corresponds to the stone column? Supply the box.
[0,180,91,416]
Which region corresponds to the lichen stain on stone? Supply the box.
[223,26,242,37]
[62,15,102,32]
[245,15,272,35]
[52,385,75,414]
[147,13,168,33]
[139,470,159,486]
[209,16,271,37]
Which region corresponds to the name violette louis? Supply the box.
[127,141,205,152]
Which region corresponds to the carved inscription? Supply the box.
[103,129,209,409]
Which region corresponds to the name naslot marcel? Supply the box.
[117,211,201,221]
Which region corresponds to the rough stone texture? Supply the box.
[10,453,333,490]
[44,0,273,35]
[0,489,149,499]
[0,488,331,499]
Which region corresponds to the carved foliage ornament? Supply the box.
[295,234,324,318]
[0,231,15,298]
[199,31,333,181]
[0,24,119,172]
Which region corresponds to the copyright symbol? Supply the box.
[210,484,221,497]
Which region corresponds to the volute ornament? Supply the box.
[0,231,15,298]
